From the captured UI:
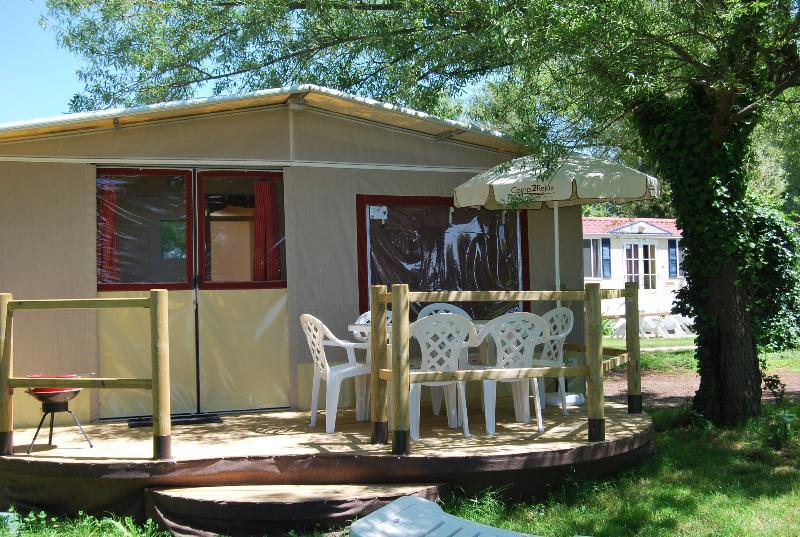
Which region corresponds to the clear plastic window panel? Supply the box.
[202,176,285,283]
[368,205,521,319]
[97,173,188,284]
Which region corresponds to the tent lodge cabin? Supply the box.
[0,85,588,428]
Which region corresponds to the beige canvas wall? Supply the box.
[0,107,514,171]
[198,289,290,412]
[291,110,510,169]
[283,167,584,408]
[0,162,97,427]
[0,108,290,162]
[526,207,586,393]
[97,290,197,418]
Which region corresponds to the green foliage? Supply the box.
[748,88,800,218]
[43,0,800,423]
[442,402,800,536]
[743,202,800,351]
[0,508,167,537]
[601,318,614,337]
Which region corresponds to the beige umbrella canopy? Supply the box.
[454,152,661,292]
[455,152,660,209]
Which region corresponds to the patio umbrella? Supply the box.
[454,152,660,292]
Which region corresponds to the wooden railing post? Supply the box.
[585,283,605,442]
[150,289,171,459]
[0,293,12,455]
[370,285,389,444]
[391,284,410,455]
[625,282,642,413]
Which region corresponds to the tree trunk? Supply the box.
[693,257,762,424]
[633,88,763,425]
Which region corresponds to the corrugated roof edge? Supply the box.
[0,84,520,152]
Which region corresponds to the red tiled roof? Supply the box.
[582,217,681,237]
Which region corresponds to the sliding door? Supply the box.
[95,168,290,418]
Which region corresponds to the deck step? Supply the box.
[145,483,448,536]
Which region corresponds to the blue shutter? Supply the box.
[668,239,678,278]
[601,238,612,279]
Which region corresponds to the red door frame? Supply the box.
[96,168,194,292]
[355,194,530,313]
[196,170,286,290]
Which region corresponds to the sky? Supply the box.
[0,0,84,124]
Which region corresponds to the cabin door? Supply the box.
[96,168,289,419]
[194,171,290,413]
[624,241,658,290]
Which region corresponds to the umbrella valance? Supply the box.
[455,152,660,209]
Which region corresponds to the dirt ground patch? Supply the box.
[605,369,800,407]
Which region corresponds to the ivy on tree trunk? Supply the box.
[635,86,762,424]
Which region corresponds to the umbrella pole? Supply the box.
[553,201,561,306]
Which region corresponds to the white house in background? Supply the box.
[582,217,685,302]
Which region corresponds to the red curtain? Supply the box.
[254,181,281,281]
[97,183,119,282]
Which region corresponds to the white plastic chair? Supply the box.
[417,303,472,422]
[408,313,477,440]
[351,495,536,537]
[418,302,471,319]
[640,315,663,338]
[476,312,548,435]
[300,314,370,433]
[533,307,574,416]
[659,315,687,337]
[351,309,393,342]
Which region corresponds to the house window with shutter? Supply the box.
[583,238,612,279]
[668,239,684,279]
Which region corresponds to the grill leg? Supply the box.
[27,413,49,455]
[67,411,93,448]
[48,413,55,445]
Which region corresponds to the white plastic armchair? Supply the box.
[418,303,473,423]
[300,314,370,433]
[408,313,477,440]
[475,312,548,435]
[351,309,393,343]
[533,307,574,416]
[418,303,471,319]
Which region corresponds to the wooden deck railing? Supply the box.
[0,290,172,459]
[369,281,642,455]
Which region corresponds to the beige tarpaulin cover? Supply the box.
[454,152,660,209]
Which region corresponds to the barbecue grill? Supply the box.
[25,375,93,454]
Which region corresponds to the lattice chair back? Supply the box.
[417,302,472,320]
[300,314,332,374]
[483,313,548,369]
[352,309,393,342]
[409,314,476,373]
[540,307,574,363]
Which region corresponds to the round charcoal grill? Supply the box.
[25,375,93,454]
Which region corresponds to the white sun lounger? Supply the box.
[350,495,538,537]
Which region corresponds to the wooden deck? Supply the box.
[11,400,649,461]
[0,400,653,527]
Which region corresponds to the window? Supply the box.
[363,198,523,319]
[96,168,286,290]
[160,221,187,259]
[668,239,685,279]
[96,169,191,288]
[199,172,285,286]
[625,242,657,289]
[583,239,602,278]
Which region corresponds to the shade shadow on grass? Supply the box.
[442,403,800,537]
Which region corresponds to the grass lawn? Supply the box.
[603,337,800,374]
[0,511,166,536]
[444,401,800,537]
[604,336,696,350]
